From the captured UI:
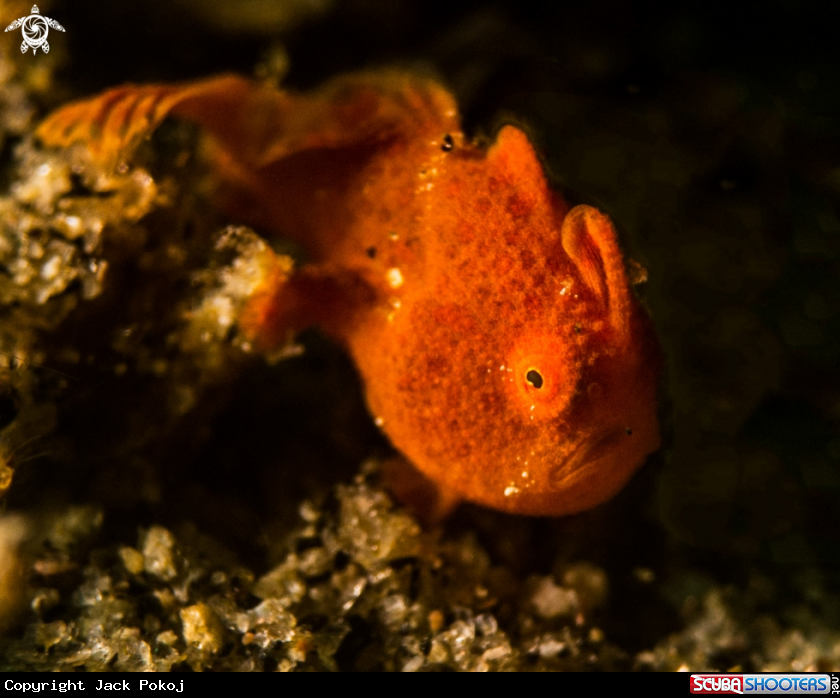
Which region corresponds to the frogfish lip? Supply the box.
[547,426,629,491]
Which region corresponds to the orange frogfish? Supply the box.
[36,71,660,517]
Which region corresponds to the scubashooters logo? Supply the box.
[690,674,833,695]
[4,5,64,55]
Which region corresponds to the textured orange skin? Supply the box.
[37,72,660,516]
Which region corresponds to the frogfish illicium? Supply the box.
[36,71,660,518]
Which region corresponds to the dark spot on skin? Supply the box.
[526,370,543,389]
[522,293,541,314]
[366,246,377,259]
[474,196,492,214]
[625,428,633,435]
[441,134,453,152]
[545,251,563,275]
[519,248,536,270]
[506,192,533,220]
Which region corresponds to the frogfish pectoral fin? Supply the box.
[560,205,632,340]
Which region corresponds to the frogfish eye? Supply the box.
[507,335,579,420]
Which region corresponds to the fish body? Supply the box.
[36,72,660,516]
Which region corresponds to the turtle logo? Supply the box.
[5,5,64,55]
